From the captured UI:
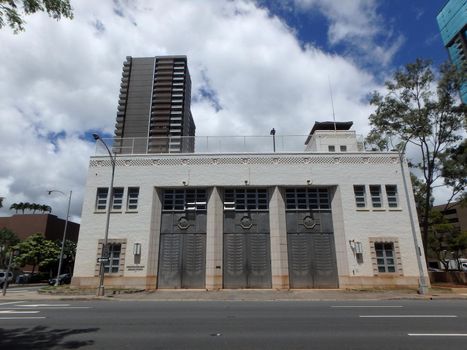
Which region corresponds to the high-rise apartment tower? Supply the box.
[114,56,196,153]
[437,0,467,103]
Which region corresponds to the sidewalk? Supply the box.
[111,288,467,301]
[2,286,467,302]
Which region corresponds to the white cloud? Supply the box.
[290,0,405,66]
[0,0,385,221]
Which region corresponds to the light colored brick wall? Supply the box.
[73,152,428,289]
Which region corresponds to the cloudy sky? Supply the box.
[0,0,450,221]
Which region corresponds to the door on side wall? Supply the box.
[285,188,338,289]
[223,188,272,289]
[158,189,207,289]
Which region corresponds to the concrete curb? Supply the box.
[2,287,467,302]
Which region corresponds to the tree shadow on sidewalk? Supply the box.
[0,326,99,349]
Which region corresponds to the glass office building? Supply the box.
[437,0,467,103]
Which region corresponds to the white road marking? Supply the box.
[332,305,403,308]
[0,317,45,320]
[9,307,91,310]
[0,301,25,306]
[409,334,467,337]
[0,310,40,314]
[18,304,70,307]
[360,315,457,318]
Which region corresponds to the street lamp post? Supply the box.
[2,248,17,296]
[270,128,276,152]
[396,142,429,295]
[93,133,116,297]
[48,189,72,287]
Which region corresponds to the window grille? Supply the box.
[127,187,139,210]
[385,185,398,208]
[285,188,330,210]
[96,188,108,211]
[353,185,366,208]
[103,243,121,274]
[224,189,268,210]
[369,185,382,208]
[375,242,396,273]
[162,189,207,211]
[112,188,124,210]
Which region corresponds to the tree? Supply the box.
[428,210,457,271]
[13,233,60,274]
[0,197,3,208]
[9,203,19,214]
[0,0,73,33]
[31,203,40,214]
[440,139,467,209]
[60,239,76,273]
[9,202,52,214]
[17,202,25,214]
[449,230,467,270]
[23,202,31,213]
[41,204,52,213]
[367,59,466,260]
[0,228,20,268]
[410,173,433,226]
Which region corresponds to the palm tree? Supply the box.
[40,204,52,213]
[9,203,19,214]
[17,202,25,214]
[24,202,31,213]
[31,203,41,214]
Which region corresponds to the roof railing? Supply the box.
[94,135,366,156]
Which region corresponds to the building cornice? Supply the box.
[90,153,401,168]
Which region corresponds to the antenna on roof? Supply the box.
[328,76,337,132]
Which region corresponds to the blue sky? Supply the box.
[378,0,448,66]
[0,0,457,219]
[260,0,448,72]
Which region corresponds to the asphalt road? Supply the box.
[1,299,467,349]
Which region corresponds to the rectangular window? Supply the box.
[353,185,366,208]
[340,145,347,152]
[285,188,330,210]
[112,188,124,211]
[96,188,108,211]
[375,242,396,273]
[223,189,268,210]
[163,189,207,211]
[103,243,121,274]
[369,185,382,208]
[127,187,139,210]
[328,145,335,152]
[385,185,398,208]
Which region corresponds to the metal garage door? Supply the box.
[158,189,207,289]
[223,189,272,289]
[286,188,338,289]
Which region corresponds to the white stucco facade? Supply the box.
[73,131,429,290]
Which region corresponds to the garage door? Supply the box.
[285,188,338,289]
[158,189,207,289]
[223,188,272,289]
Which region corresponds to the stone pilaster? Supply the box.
[205,187,223,290]
[269,186,289,289]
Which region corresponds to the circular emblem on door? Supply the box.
[240,216,253,229]
[177,217,190,230]
[303,216,316,229]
